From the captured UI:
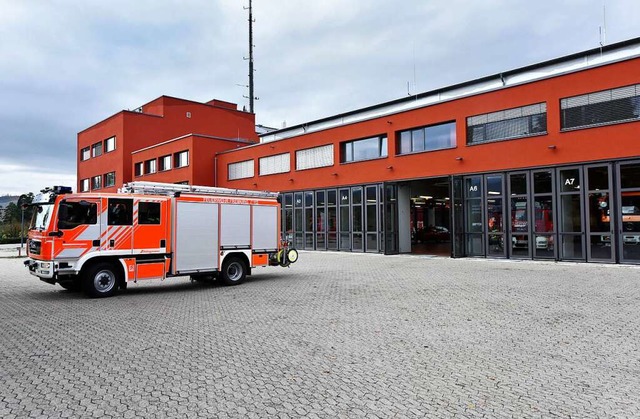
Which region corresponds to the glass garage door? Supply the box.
[618,161,640,264]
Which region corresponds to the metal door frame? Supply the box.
[531,169,558,260]
[506,171,532,259]
[463,175,484,256]
[383,182,399,255]
[584,163,616,263]
[484,173,506,258]
[451,176,465,258]
[557,166,586,261]
[616,160,640,264]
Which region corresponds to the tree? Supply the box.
[3,202,19,224]
[0,192,35,240]
[18,193,34,223]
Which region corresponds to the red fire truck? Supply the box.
[24,182,298,297]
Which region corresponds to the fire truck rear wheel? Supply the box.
[83,262,120,298]
[220,257,246,286]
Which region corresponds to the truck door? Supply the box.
[105,198,133,254]
[54,198,101,260]
[133,198,168,252]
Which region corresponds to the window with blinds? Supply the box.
[296,144,334,170]
[259,153,290,176]
[561,84,640,130]
[467,103,547,144]
[228,160,254,180]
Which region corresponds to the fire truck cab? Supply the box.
[24,182,298,297]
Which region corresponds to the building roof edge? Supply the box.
[259,36,640,142]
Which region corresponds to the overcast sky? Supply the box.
[0,0,638,196]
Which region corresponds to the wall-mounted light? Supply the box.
[387,120,393,125]
[252,183,257,187]
[386,165,393,170]
[288,178,294,182]
[547,145,557,150]
[455,156,464,161]
[331,172,338,176]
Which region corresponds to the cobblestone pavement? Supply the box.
[1,252,640,418]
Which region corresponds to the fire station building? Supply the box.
[77,96,258,192]
[78,37,640,264]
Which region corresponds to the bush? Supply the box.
[0,221,24,241]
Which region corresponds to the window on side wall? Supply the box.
[104,172,115,187]
[92,175,101,190]
[259,153,290,176]
[80,147,90,161]
[561,84,640,130]
[342,136,387,163]
[159,155,172,171]
[104,136,116,153]
[80,178,90,192]
[134,162,143,177]
[397,121,456,154]
[228,160,254,180]
[144,159,157,174]
[91,142,102,157]
[467,103,547,144]
[174,151,189,168]
[296,145,334,170]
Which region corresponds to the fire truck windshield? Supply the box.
[30,204,54,231]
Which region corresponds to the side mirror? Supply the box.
[48,231,63,237]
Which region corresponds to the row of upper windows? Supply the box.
[228,121,456,180]
[81,136,116,161]
[80,171,115,192]
[134,151,189,177]
[227,83,640,180]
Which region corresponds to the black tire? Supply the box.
[220,257,246,286]
[83,262,120,298]
[59,279,81,292]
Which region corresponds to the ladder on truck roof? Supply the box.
[120,181,279,199]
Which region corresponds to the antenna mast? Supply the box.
[599,2,607,47]
[247,0,255,114]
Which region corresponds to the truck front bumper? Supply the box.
[24,259,56,280]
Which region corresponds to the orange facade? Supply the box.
[215,56,640,191]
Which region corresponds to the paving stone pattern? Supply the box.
[1,252,640,418]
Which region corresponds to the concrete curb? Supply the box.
[0,246,27,259]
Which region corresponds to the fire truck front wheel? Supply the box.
[220,257,247,286]
[83,262,121,298]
